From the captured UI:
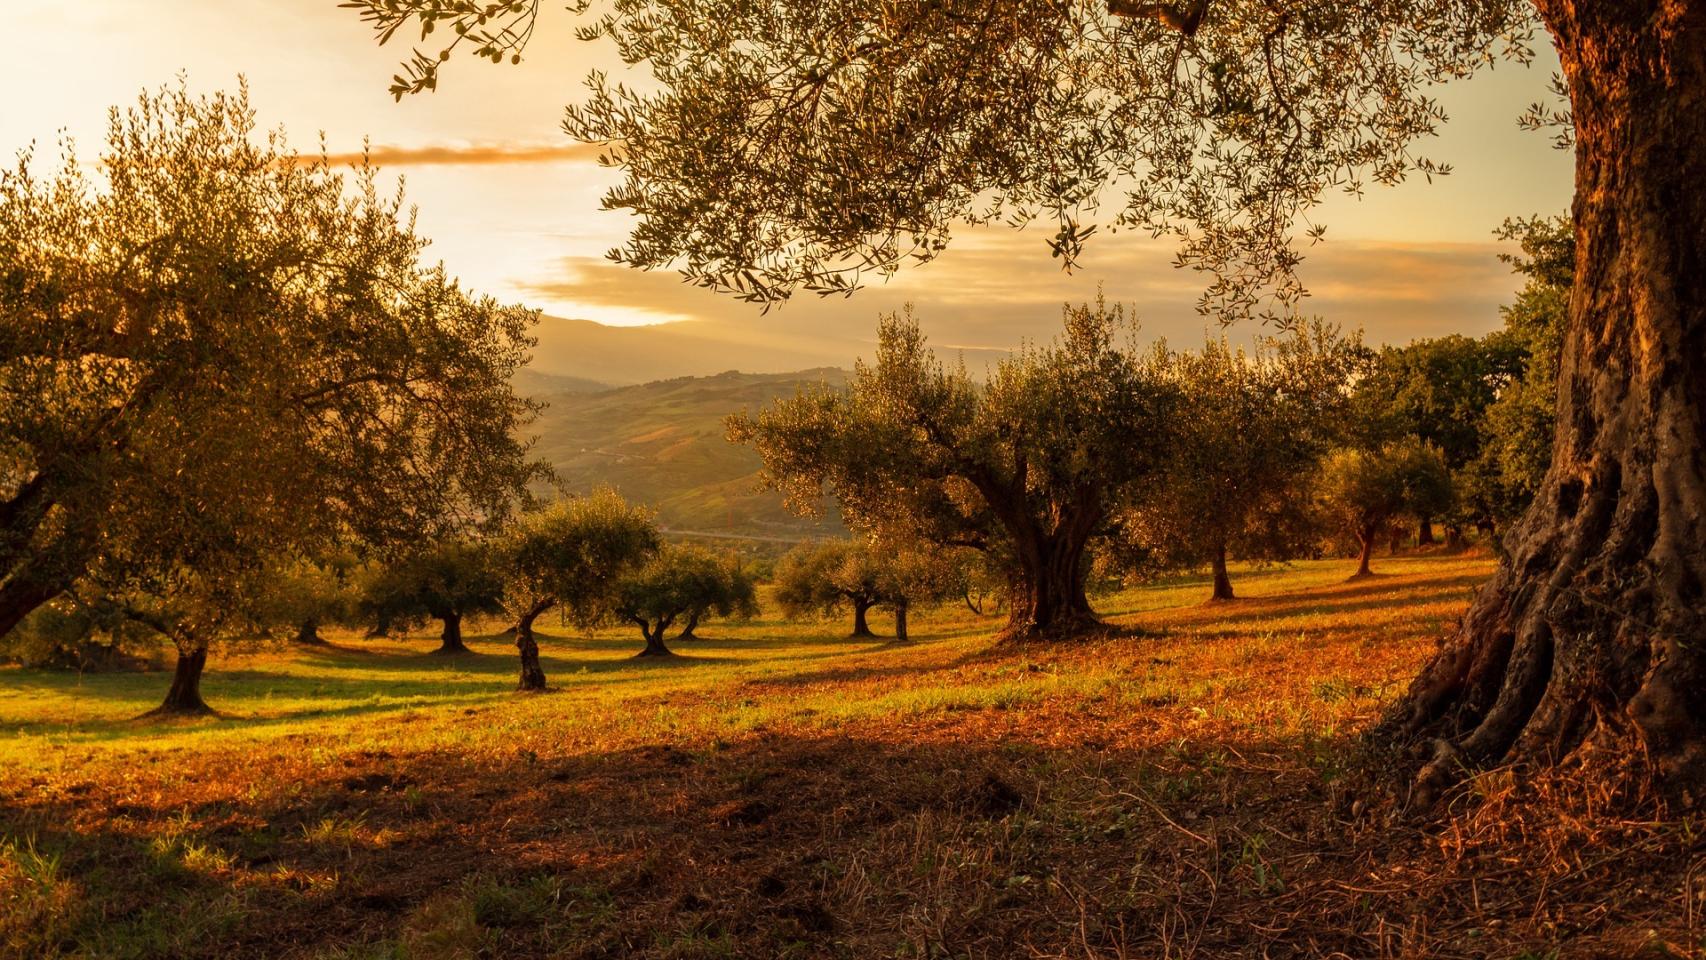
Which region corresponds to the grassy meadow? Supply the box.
[1,551,1695,959]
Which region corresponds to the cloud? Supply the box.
[313,141,612,168]
[517,225,1523,374]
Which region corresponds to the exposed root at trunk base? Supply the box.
[139,702,218,721]
[993,612,1111,646]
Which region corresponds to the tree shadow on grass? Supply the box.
[2,723,1684,960]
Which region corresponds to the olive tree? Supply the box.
[1350,335,1525,543]
[348,0,1706,792]
[253,553,362,647]
[1319,441,1454,580]
[663,547,758,642]
[499,491,660,690]
[731,302,1172,642]
[601,545,760,657]
[1119,324,1360,602]
[875,546,964,643]
[361,540,505,654]
[772,540,888,638]
[0,81,543,655]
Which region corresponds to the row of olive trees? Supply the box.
[728,301,1468,638]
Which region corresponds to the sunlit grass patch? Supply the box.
[4,549,1688,959]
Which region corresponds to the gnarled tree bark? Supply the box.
[434,611,469,655]
[850,598,875,638]
[1208,542,1235,602]
[1383,1,1706,802]
[1000,527,1099,642]
[515,601,551,691]
[149,644,212,717]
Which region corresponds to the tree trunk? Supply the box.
[364,614,392,639]
[150,644,212,716]
[851,599,875,638]
[1207,542,1235,602]
[894,601,910,642]
[677,612,700,641]
[1417,516,1436,546]
[1351,531,1375,580]
[1000,530,1099,642]
[293,618,325,646]
[1445,525,1466,552]
[1383,3,1706,802]
[515,606,548,691]
[637,623,674,657]
[964,590,985,616]
[434,612,470,655]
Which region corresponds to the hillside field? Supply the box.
[524,369,849,542]
[1,552,1696,959]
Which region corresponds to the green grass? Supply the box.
[0,553,1485,772]
[1,550,1692,959]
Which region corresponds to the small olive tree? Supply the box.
[875,547,964,643]
[1318,440,1453,579]
[1117,324,1361,602]
[361,541,505,654]
[602,545,760,657]
[772,540,887,638]
[499,492,660,690]
[242,548,369,647]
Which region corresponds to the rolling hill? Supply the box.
[522,368,849,544]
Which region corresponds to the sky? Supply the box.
[1,3,1575,376]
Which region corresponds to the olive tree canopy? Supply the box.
[346,0,1532,317]
[0,81,544,643]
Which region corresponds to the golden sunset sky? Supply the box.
[3,3,1575,377]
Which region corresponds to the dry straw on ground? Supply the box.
[0,552,1698,958]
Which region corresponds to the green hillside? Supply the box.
[523,368,849,543]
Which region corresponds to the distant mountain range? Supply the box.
[519,368,849,543]
[526,315,863,386]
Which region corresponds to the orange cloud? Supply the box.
[312,141,614,168]
[518,229,1522,372]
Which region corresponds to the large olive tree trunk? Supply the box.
[1385,1,1706,800]
[515,602,550,691]
[850,598,875,638]
[434,611,469,655]
[150,644,212,717]
[1000,529,1098,642]
[1208,542,1235,602]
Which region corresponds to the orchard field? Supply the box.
[2,551,1695,959]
